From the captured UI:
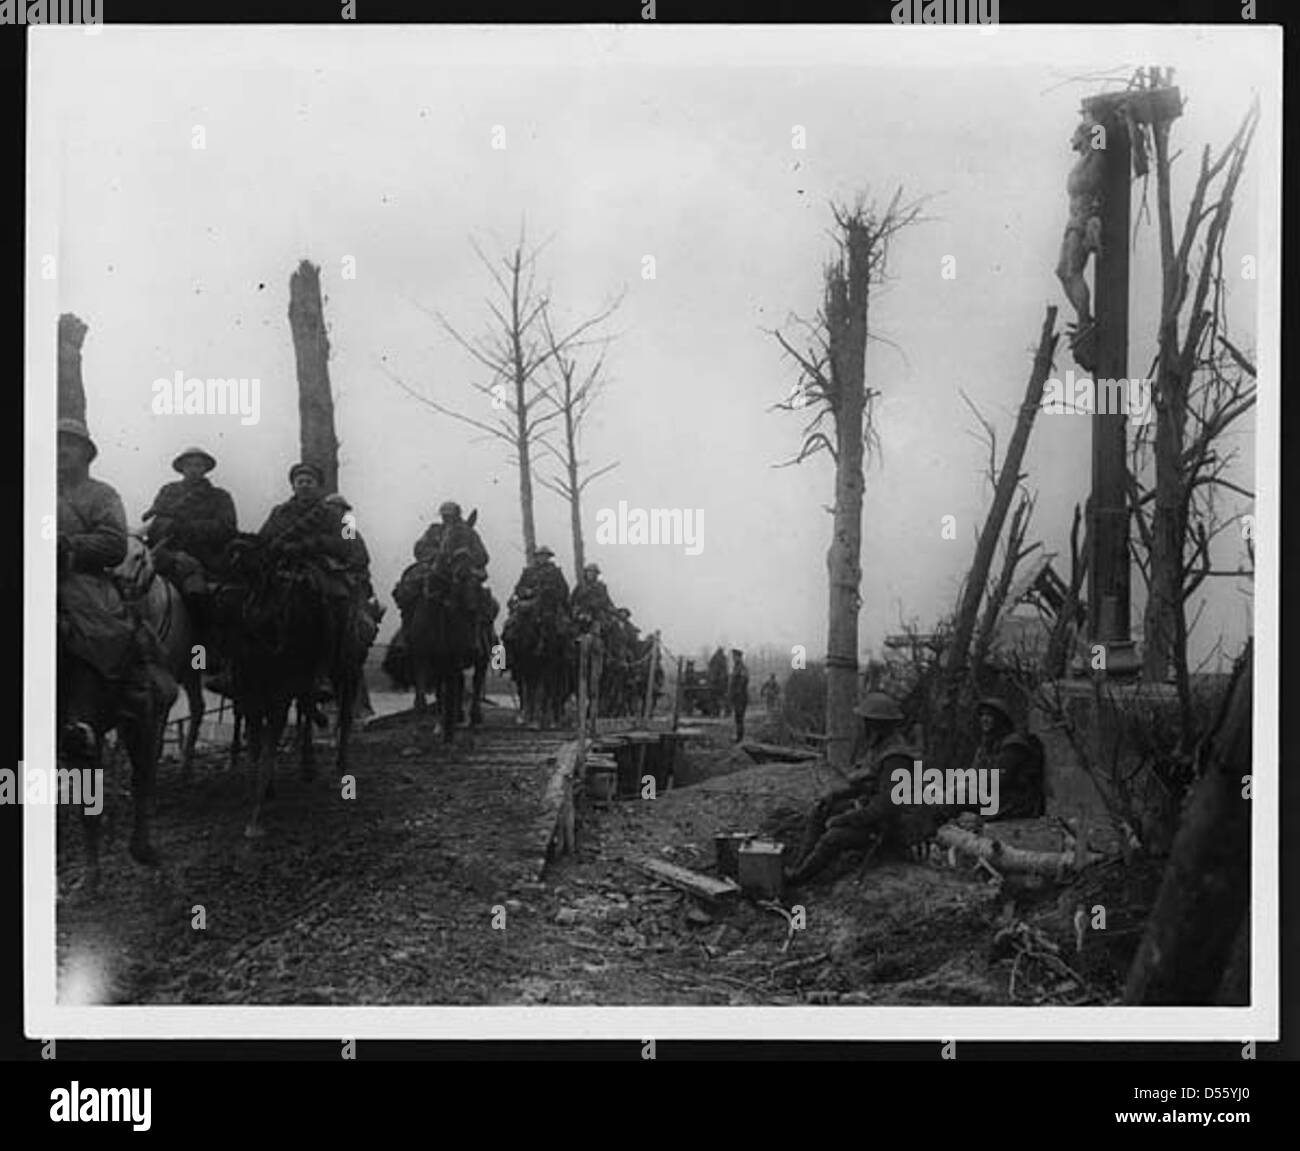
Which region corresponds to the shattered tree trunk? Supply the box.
[508,259,538,562]
[289,260,339,494]
[823,223,871,775]
[58,313,89,423]
[945,306,1059,685]
[1124,638,1252,1004]
[563,391,585,578]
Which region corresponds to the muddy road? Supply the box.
[55,709,1142,1007]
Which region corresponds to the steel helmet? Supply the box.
[854,691,904,722]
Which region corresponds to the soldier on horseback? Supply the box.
[142,446,238,632]
[571,562,613,730]
[258,462,353,594]
[57,418,172,875]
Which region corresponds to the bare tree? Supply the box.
[1136,82,1259,702]
[289,260,339,493]
[535,308,621,580]
[772,190,924,775]
[383,226,619,562]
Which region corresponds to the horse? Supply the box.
[113,534,208,777]
[502,600,574,729]
[57,598,169,892]
[218,538,365,838]
[403,560,481,743]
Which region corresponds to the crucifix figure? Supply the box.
[1056,114,1106,374]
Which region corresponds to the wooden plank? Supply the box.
[634,857,741,902]
[739,740,820,763]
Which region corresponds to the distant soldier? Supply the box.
[728,649,750,743]
[761,673,781,715]
[142,446,238,614]
[707,646,729,716]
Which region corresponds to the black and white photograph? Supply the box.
[23,18,1279,1041]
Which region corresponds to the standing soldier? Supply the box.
[728,649,750,743]
[142,446,238,629]
[707,646,729,717]
[761,673,781,715]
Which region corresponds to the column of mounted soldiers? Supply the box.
[56,421,664,736]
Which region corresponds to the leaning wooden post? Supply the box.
[642,631,659,722]
[671,655,683,732]
[576,633,590,741]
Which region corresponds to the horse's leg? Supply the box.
[229,705,243,771]
[118,679,161,867]
[246,697,289,838]
[335,664,355,776]
[181,673,203,780]
[60,698,104,893]
[441,673,456,745]
[471,658,486,728]
[299,694,316,782]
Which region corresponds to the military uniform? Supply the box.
[58,465,174,758]
[728,654,749,742]
[571,575,614,636]
[144,475,238,591]
[257,492,352,600]
[512,556,571,610]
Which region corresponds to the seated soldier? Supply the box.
[571,562,614,634]
[143,446,237,626]
[322,492,383,628]
[512,545,570,607]
[57,418,175,821]
[257,462,352,599]
[786,692,917,885]
[435,501,489,579]
[970,697,1046,820]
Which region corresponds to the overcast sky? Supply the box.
[31,24,1275,669]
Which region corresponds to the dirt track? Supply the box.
[55,708,1145,1006]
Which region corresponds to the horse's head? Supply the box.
[113,533,154,598]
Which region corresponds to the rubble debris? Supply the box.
[634,857,741,903]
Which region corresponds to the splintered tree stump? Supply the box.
[289,260,339,494]
[58,313,89,423]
